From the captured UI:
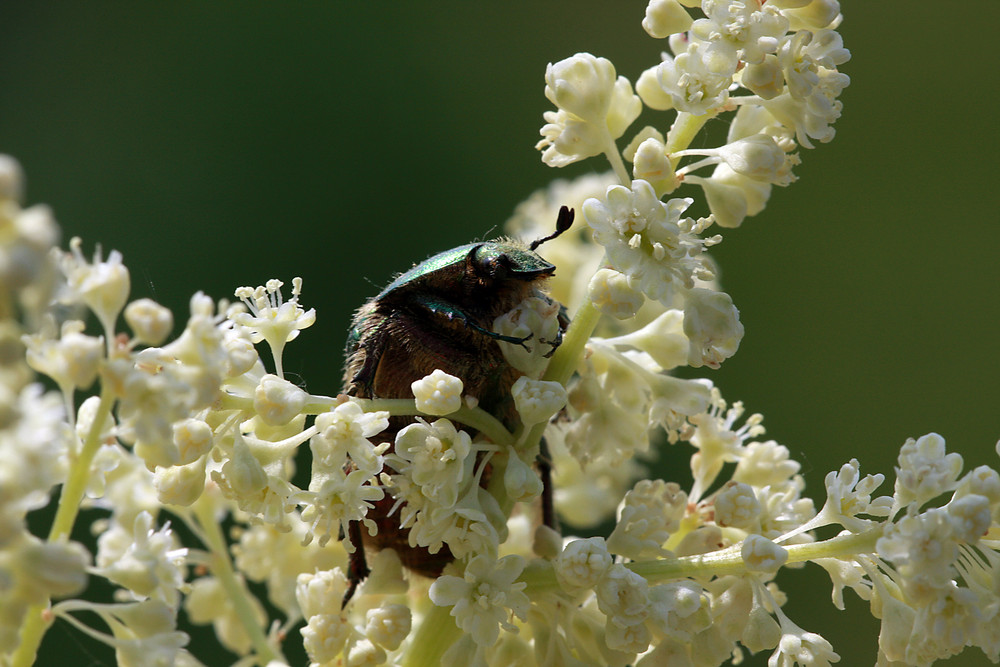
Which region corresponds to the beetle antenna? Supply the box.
[529,205,574,250]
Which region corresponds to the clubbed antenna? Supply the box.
[530,205,574,251]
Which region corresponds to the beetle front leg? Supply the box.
[537,437,559,533]
[343,520,370,607]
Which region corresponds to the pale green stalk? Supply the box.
[191,496,281,665]
[11,388,114,667]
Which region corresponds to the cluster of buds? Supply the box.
[3,3,999,667]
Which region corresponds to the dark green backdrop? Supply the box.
[2,2,996,665]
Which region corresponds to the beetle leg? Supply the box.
[413,294,535,351]
[343,520,370,607]
[537,437,560,532]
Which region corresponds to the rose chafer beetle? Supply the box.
[341,207,573,603]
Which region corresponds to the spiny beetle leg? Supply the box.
[343,520,370,608]
[537,437,559,533]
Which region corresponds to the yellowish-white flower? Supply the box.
[124,298,174,346]
[253,373,308,426]
[583,180,714,306]
[59,237,131,339]
[232,277,315,376]
[642,0,693,39]
[683,287,744,368]
[588,268,646,320]
[411,369,463,416]
[429,553,529,647]
[511,376,566,427]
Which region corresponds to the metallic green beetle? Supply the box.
[340,207,573,602]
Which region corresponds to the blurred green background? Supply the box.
[2,1,996,665]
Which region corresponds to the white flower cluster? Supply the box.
[5,3,999,667]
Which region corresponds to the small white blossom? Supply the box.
[300,467,384,548]
[411,369,463,416]
[511,376,567,427]
[893,432,963,512]
[311,400,389,473]
[642,0,693,39]
[584,180,714,306]
[588,268,646,320]
[742,534,788,573]
[429,554,529,647]
[596,563,651,628]
[814,459,891,532]
[124,298,174,346]
[537,53,641,167]
[94,511,187,605]
[655,40,734,115]
[232,277,315,376]
[365,604,412,651]
[555,536,613,591]
[608,479,684,559]
[714,481,761,529]
[253,373,308,426]
[683,287,744,368]
[59,237,131,338]
[692,0,789,65]
[768,624,839,667]
[23,319,103,394]
[388,418,473,508]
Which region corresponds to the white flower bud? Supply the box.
[698,175,749,229]
[125,298,174,346]
[632,137,679,196]
[636,66,675,111]
[154,456,207,506]
[63,237,131,333]
[302,613,350,664]
[714,481,761,528]
[587,268,642,321]
[741,55,785,100]
[544,53,617,124]
[221,434,268,497]
[503,447,544,503]
[296,569,349,619]
[741,534,788,572]
[365,604,412,651]
[946,494,991,543]
[411,369,463,416]
[172,418,214,465]
[76,394,116,444]
[683,288,743,368]
[18,537,90,598]
[254,373,307,425]
[716,134,788,183]
[555,537,612,591]
[596,563,651,627]
[511,376,567,427]
[742,604,782,652]
[643,0,693,39]
[223,328,259,377]
[24,320,104,392]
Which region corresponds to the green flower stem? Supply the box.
[521,528,883,596]
[604,139,631,186]
[12,388,114,667]
[191,497,279,665]
[402,602,461,667]
[666,111,714,161]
